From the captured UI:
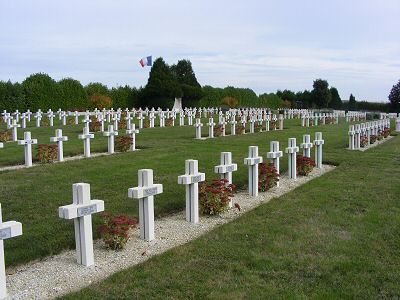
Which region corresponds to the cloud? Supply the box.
[0,0,399,101]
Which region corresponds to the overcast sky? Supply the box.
[0,0,399,101]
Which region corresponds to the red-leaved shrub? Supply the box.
[297,155,316,176]
[259,162,279,191]
[199,179,235,215]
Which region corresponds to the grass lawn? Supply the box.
[0,117,392,269]
[60,126,400,299]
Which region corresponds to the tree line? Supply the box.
[0,57,398,112]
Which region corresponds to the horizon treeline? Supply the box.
[0,57,393,112]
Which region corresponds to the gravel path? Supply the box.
[0,150,140,172]
[5,165,335,299]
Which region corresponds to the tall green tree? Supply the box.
[329,87,343,109]
[348,93,357,110]
[388,80,400,112]
[277,89,296,106]
[170,59,203,107]
[58,78,87,110]
[0,80,26,111]
[22,73,60,111]
[110,85,139,108]
[311,79,331,108]
[140,57,181,108]
[84,82,109,97]
[295,90,312,108]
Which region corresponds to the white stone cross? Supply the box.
[126,123,139,151]
[61,111,67,126]
[194,118,203,139]
[214,152,237,207]
[314,132,324,169]
[78,127,94,158]
[219,117,227,136]
[103,124,118,154]
[47,111,55,127]
[244,146,263,197]
[74,111,80,125]
[249,117,255,133]
[178,159,205,223]
[59,183,104,266]
[179,112,185,126]
[50,129,68,162]
[18,131,38,167]
[112,114,119,131]
[125,113,132,130]
[354,124,361,149]
[265,115,271,131]
[9,119,20,142]
[0,203,22,299]
[266,141,283,187]
[34,112,42,127]
[207,118,215,138]
[82,115,92,131]
[285,138,299,180]
[26,109,32,122]
[278,114,284,130]
[20,113,27,129]
[230,118,237,135]
[348,125,355,150]
[300,134,313,158]
[137,113,145,129]
[128,169,163,241]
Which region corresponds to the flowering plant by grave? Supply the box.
[41,118,49,127]
[119,119,127,129]
[360,136,368,148]
[116,136,132,152]
[258,162,279,191]
[213,124,224,137]
[165,118,173,127]
[236,124,245,135]
[36,144,57,163]
[325,117,333,124]
[89,117,101,132]
[370,134,377,144]
[67,117,75,125]
[143,119,150,128]
[383,128,391,138]
[255,124,263,133]
[296,155,316,176]
[195,112,201,118]
[98,212,138,250]
[270,120,277,130]
[377,132,384,141]
[199,179,236,215]
[0,129,11,142]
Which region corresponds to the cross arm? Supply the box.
[0,221,22,240]
[58,200,104,219]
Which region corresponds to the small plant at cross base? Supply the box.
[370,134,377,144]
[236,124,245,135]
[143,119,150,128]
[195,112,201,118]
[98,212,138,250]
[383,128,391,138]
[255,124,263,133]
[258,162,279,191]
[165,118,173,127]
[36,144,57,163]
[0,130,12,142]
[67,117,75,125]
[377,131,384,140]
[213,124,223,137]
[89,117,101,132]
[41,118,49,127]
[116,136,132,152]
[270,120,277,130]
[360,136,368,148]
[297,155,316,176]
[325,117,333,124]
[119,119,127,130]
[199,179,236,215]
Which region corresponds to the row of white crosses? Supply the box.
[348,119,390,150]
[0,134,326,298]
[346,111,367,122]
[301,112,339,127]
[8,124,139,168]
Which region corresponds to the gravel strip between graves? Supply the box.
[6,164,335,300]
[358,135,394,152]
[0,150,141,172]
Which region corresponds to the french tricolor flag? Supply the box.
[139,56,152,67]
